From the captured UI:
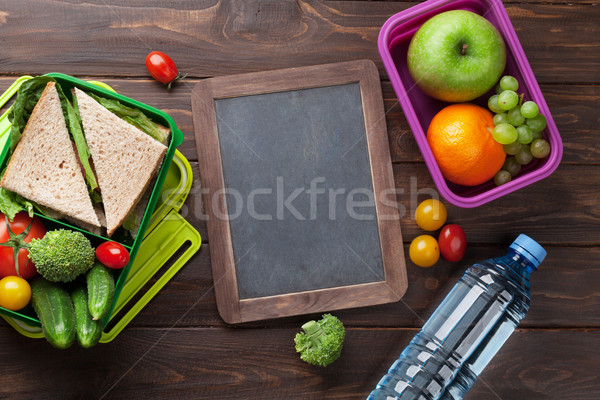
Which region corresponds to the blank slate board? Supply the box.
[192,60,407,323]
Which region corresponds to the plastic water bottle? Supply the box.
[367,234,546,400]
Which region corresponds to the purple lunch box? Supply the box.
[378,0,563,208]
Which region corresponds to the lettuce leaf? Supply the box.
[0,188,34,220]
[88,93,169,145]
[121,210,137,232]
[67,89,100,198]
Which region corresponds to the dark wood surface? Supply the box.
[0,1,598,399]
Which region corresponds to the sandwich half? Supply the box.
[74,88,167,237]
[0,82,100,227]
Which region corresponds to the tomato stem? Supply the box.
[167,72,188,90]
[0,218,33,278]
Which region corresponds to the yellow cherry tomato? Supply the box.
[409,235,440,268]
[0,276,32,311]
[415,199,447,231]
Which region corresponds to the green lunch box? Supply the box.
[0,75,201,342]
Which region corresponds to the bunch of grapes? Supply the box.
[487,75,551,186]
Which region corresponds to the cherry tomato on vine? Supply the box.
[145,51,185,89]
[409,235,440,268]
[415,199,447,231]
[0,212,47,279]
[96,241,130,269]
[439,224,467,262]
[0,276,32,311]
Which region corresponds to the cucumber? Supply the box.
[30,278,76,349]
[71,285,102,348]
[86,262,115,320]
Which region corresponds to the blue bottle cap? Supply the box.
[509,234,547,269]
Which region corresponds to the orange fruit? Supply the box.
[427,103,506,186]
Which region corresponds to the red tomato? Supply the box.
[438,224,467,262]
[145,51,182,87]
[96,241,130,269]
[0,212,47,279]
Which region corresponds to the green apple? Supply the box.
[407,10,506,102]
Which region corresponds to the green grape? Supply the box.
[492,123,518,145]
[503,156,522,177]
[498,90,519,111]
[495,83,503,95]
[488,95,504,114]
[516,125,534,144]
[504,141,522,155]
[493,113,509,126]
[508,106,525,126]
[531,130,543,140]
[526,113,547,133]
[530,138,551,158]
[521,101,539,119]
[500,75,519,92]
[515,145,534,165]
[494,170,512,186]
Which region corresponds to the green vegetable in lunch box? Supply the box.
[88,93,169,145]
[30,277,76,349]
[27,229,95,283]
[0,187,34,221]
[294,314,345,367]
[71,285,102,348]
[86,262,115,321]
[67,86,100,198]
[121,210,137,232]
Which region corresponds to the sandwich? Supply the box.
[74,88,166,236]
[0,76,169,237]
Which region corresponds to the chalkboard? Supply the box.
[192,60,407,323]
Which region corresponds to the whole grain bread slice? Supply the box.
[0,82,100,227]
[74,88,167,237]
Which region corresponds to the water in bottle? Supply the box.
[367,234,546,400]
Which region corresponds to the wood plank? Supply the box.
[0,2,596,83]
[391,163,600,245]
[0,326,597,399]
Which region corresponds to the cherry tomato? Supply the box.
[409,235,440,268]
[96,241,130,269]
[0,276,32,311]
[0,212,47,279]
[145,51,184,88]
[439,224,467,262]
[415,199,447,231]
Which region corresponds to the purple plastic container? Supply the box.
[378,0,562,208]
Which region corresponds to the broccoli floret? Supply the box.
[27,229,95,283]
[294,314,345,367]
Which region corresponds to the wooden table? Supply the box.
[0,1,598,399]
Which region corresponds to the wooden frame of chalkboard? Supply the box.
[192,60,407,323]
